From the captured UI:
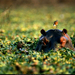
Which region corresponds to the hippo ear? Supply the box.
[62,29,68,34]
[40,29,46,35]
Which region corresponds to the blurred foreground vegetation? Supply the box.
[0,6,75,74]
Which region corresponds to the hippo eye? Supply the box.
[40,36,44,40]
